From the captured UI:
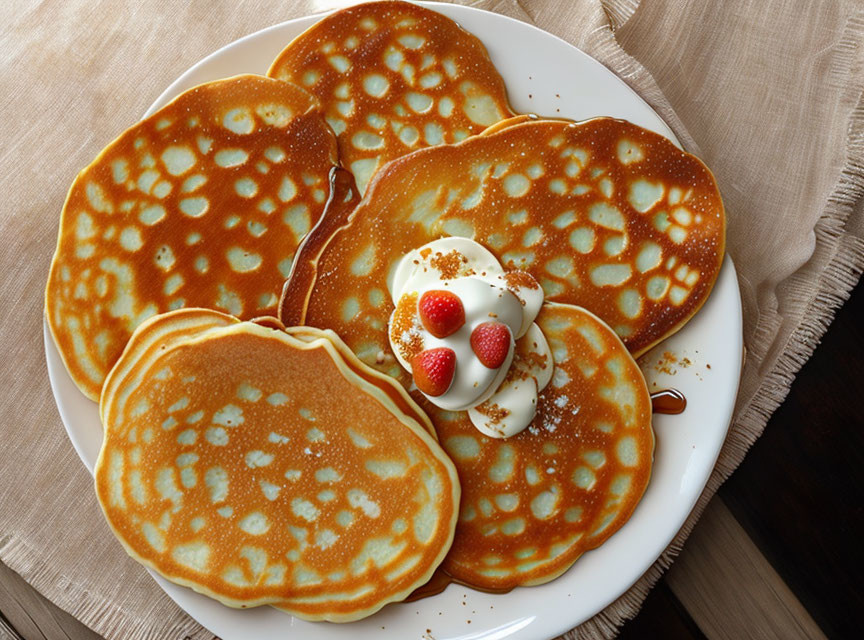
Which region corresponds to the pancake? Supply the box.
[280,117,725,360]
[282,325,436,439]
[95,313,459,621]
[100,308,239,428]
[267,0,514,194]
[435,302,652,589]
[46,74,338,400]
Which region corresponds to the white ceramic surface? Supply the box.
[45,3,743,639]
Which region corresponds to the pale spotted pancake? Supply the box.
[268,0,514,194]
[247,319,436,438]
[96,313,459,621]
[101,308,434,438]
[46,74,338,400]
[281,117,725,360]
[435,303,652,589]
[100,308,239,429]
[281,325,436,438]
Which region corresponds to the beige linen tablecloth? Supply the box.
[1,1,862,638]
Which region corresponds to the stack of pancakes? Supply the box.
[45,0,725,622]
[98,309,458,620]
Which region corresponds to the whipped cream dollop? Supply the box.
[387,237,552,438]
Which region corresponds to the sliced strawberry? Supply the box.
[470,322,511,369]
[412,347,456,397]
[418,290,465,338]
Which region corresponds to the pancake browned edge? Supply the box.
[46,74,338,401]
[95,310,459,621]
[268,0,515,194]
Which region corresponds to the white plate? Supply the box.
[45,3,742,639]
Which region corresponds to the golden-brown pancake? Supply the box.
[282,325,436,438]
[95,314,459,621]
[435,302,652,589]
[267,0,514,193]
[46,74,338,400]
[100,308,239,429]
[281,117,725,360]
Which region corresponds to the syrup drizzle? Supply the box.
[278,166,360,326]
[405,568,515,602]
[650,388,687,414]
[404,569,453,602]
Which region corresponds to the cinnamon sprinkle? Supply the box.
[522,350,548,371]
[474,402,510,425]
[503,270,540,290]
[505,362,531,383]
[653,350,693,375]
[505,346,548,383]
[401,334,424,363]
[429,249,469,280]
[389,292,425,362]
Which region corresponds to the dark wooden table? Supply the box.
[620,278,863,639]
[2,282,860,639]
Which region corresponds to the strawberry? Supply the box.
[412,348,456,397]
[470,322,511,369]
[418,290,465,338]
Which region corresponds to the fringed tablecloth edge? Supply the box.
[565,15,864,638]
